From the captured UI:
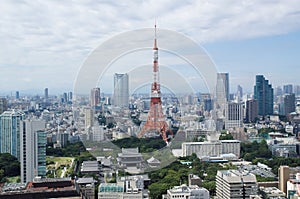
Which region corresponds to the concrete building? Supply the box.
[246,99,258,123]
[278,166,291,195]
[216,73,229,116]
[254,75,273,116]
[20,120,46,183]
[44,88,49,100]
[283,84,293,94]
[114,73,129,108]
[225,102,243,129]
[98,175,149,199]
[90,87,101,107]
[182,140,240,158]
[283,93,295,116]
[287,173,300,198]
[58,132,69,148]
[216,170,258,199]
[0,110,25,160]
[259,187,286,199]
[269,139,298,157]
[221,140,241,158]
[188,174,202,187]
[92,125,105,141]
[182,141,222,158]
[166,184,209,199]
[85,108,94,129]
[76,177,96,199]
[0,98,8,114]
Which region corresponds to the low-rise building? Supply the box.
[287,173,300,198]
[259,187,286,199]
[165,184,209,199]
[182,139,240,158]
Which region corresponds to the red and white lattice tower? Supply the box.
[138,24,172,143]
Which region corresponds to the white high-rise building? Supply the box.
[113,73,129,108]
[216,73,229,117]
[0,110,25,160]
[85,108,94,129]
[20,120,46,183]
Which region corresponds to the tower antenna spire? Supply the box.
[154,20,157,50]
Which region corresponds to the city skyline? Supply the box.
[1,1,300,95]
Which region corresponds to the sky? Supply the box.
[1,0,300,95]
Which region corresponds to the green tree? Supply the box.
[149,183,169,199]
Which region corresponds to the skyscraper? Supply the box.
[283,84,293,94]
[44,88,49,100]
[216,73,229,116]
[113,73,129,108]
[85,108,94,129]
[16,91,20,100]
[68,91,73,102]
[0,98,8,114]
[90,87,101,107]
[0,110,25,160]
[245,99,258,123]
[20,120,46,183]
[254,75,274,116]
[284,93,295,116]
[237,85,243,99]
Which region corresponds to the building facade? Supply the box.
[20,120,46,183]
[0,110,25,160]
[246,99,258,123]
[225,102,243,129]
[182,140,240,158]
[113,73,129,108]
[166,184,209,199]
[254,75,274,116]
[216,170,258,199]
[216,73,229,116]
[284,93,295,116]
[91,87,101,107]
[0,98,8,114]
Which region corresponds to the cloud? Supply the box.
[0,0,300,93]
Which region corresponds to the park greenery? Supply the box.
[148,154,236,198]
[240,139,272,161]
[112,136,166,153]
[0,153,20,183]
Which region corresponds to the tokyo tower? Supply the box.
[138,24,172,143]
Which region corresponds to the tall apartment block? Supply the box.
[20,120,46,183]
[0,110,25,160]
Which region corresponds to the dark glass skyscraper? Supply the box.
[254,75,274,116]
